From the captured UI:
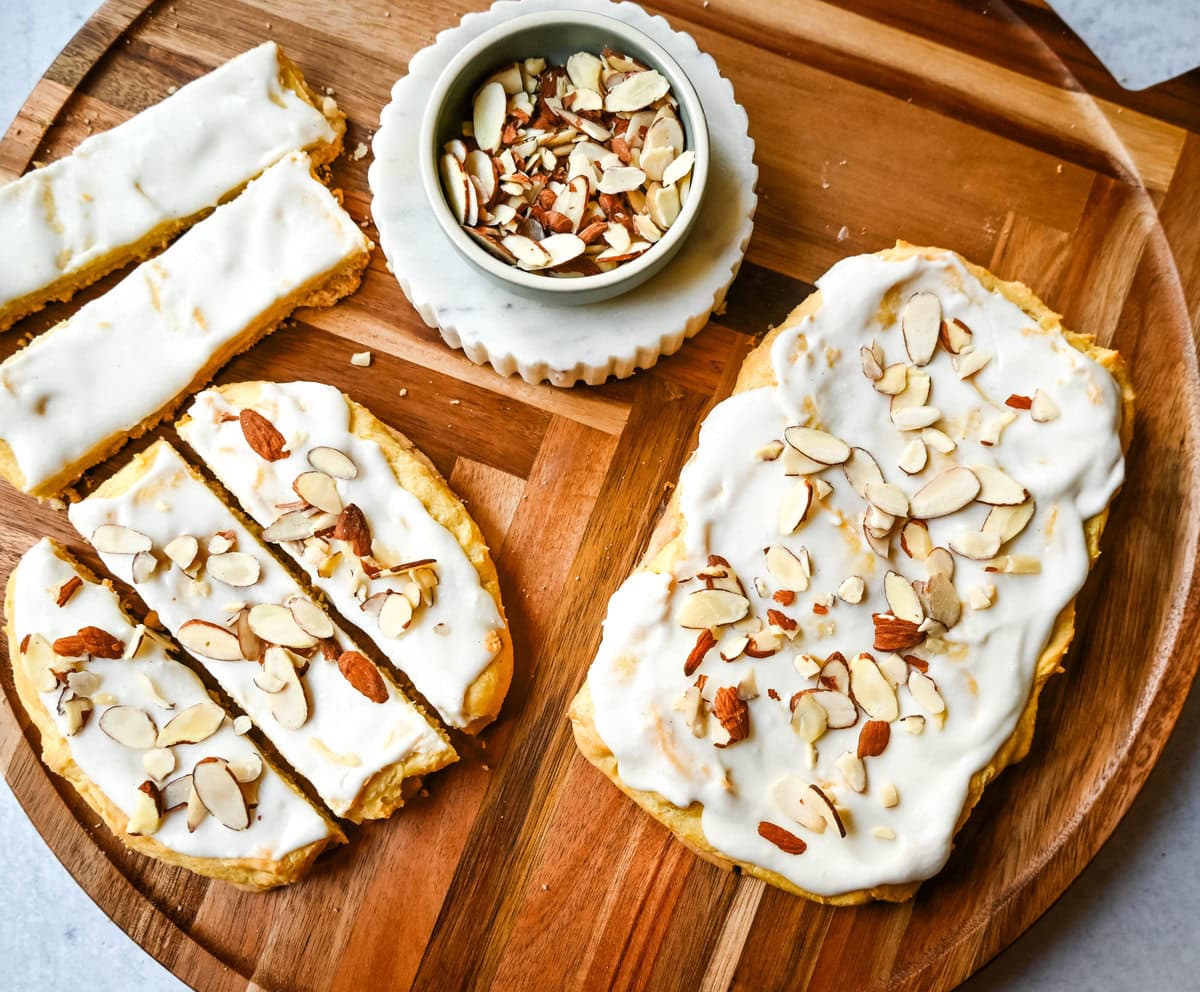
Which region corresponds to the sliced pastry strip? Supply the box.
[5,538,344,890]
[570,244,1133,904]
[178,381,513,732]
[0,41,344,332]
[68,441,457,822]
[0,151,371,499]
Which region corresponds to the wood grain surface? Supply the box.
[2,1,1199,990]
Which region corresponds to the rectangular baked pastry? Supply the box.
[177,380,513,733]
[0,41,344,332]
[570,244,1133,904]
[68,440,457,823]
[5,538,344,890]
[0,151,371,498]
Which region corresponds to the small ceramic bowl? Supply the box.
[419,9,710,305]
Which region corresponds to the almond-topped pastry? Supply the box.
[5,539,343,890]
[177,381,512,732]
[570,244,1133,903]
[68,441,457,822]
[0,151,371,499]
[0,41,344,333]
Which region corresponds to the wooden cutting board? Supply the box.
[2,1,1199,989]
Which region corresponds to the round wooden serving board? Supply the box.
[2,1,1199,989]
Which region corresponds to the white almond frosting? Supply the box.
[585,250,1125,895]
[9,538,333,860]
[0,41,337,318]
[0,151,370,496]
[178,381,506,729]
[68,442,455,817]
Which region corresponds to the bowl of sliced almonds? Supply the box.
[419,9,709,304]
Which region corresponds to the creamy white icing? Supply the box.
[9,538,333,860]
[585,250,1125,895]
[178,381,506,729]
[0,151,370,496]
[68,442,455,817]
[0,42,337,320]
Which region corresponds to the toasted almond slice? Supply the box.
[790,692,828,743]
[99,706,158,749]
[206,551,260,588]
[898,438,928,475]
[874,363,907,395]
[473,80,507,152]
[502,234,552,269]
[248,604,318,650]
[178,619,243,661]
[812,689,857,729]
[954,348,992,379]
[604,69,669,112]
[908,670,946,715]
[842,447,885,499]
[192,758,250,831]
[850,653,899,721]
[164,535,200,573]
[131,550,158,584]
[765,545,811,591]
[307,446,358,480]
[972,464,1029,505]
[677,588,750,629]
[902,292,941,365]
[771,775,826,832]
[156,701,225,747]
[910,467,980,518]
[784,427,850,465]
[234,608,262,663]
[1031,389,1061,422]
[837,575,866,604]
[884,571,924,624]
[92,524,152,555]
[285,596,334,640]
[779,479,816,534]
[982,498,1036,544]
[927,546,956,580]
[439,153,471,223]
[891,405,942,431]
[262,510,320,543]
[923,572,962,628]
[866,482,909,517]
[836,750,868,793]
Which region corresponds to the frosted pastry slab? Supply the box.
[582,249,1126,897]
[7,538,336,864]
[0,41,341,331]
[178,381,507,730]
[68,441,456,820]
[0,151,370,497]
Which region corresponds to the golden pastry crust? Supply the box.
[4,540,346,891]
[570,242,1135,905]
[85,440,458,824]
[0,230,370,500]
[180,381,514,734]
[0,46,346,335]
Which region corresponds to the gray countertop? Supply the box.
[2,4,1197,991]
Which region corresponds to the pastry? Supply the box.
[570,243,1133,903]
[68,440,457,823]
[0,41,344,333]
[5,538,344,890]
[177,381,512,733]
[0,151,371,498]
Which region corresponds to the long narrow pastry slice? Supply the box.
[0,41,344,332]
[68,441,457,822]
[178,381,513,732]
[0,151,371,498]
[570,243,1133,904]
[5,538,344,890]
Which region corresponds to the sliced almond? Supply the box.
[890,367,931,412]
[288,597,334,640]
[156,701,225,747]
[178,619,243,661]
[164,535,199,573]
[864,504,895,538]
[765,545,811,591]
[949,530,1003,560]
[922,427,957,454]
[866,482,909,517]
[662,149,695,187]
[874,363,907,395]
[502,234,552,269]
[902,714,926,735]
[790,692,828,743]
[984,554,1042,574]
[923,572,962,628]
[135,671,173,710]
[783,427,850,466]
[805,784,847,837]
[910,467,980,518]
[677,589,750,629]
[293,471,343,515]
[262,646,309,729]
[781,445,827,476]
[379,592,415,638]
[892,406,942,431]
[884,572,924,624]
[862,514,891,558]
[900,520,932,560]
[836,750,867,793]
[812,689,857,729]
[208,533,234,555]
[142,748,175,783]
[92,524,152,556]
[23,633,63,692]
[941,317,973,354]
[645,181,681,230]
[131,551,158,584]
[876,653,908,687]
[850,653,899,721]
[62,695,93,735]
[126,782,163,836]
[837,575,866,604]
[971,464,1029,505]
[248,604,318,650]
[439,153,471,223]
[307,446,358,480]
[604,69,669,112]
[860,342,884,381]
[228,752,263,784]
[898,438,928,475]
[185,779,208,832]
[98,706,158,749]
[908,670,946,715]
[954,348,992,379]
[901,292,941,365]
[206,551,261,588]
[161,774,192,813]
[262,510,321,543]
[969,584,996,610]
[982,498,1036,544]
[843,447,885,499]
[472,81,507,152]
[192,758,250,831]
[1031,389,1060,422]
[771,775,826,833]
[67,670,101,697]
[779,479,816,535]
[927,546,956,580]
[820,653,851,693]
[538,232,586,268]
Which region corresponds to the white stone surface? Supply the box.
[1,2,1197,991]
